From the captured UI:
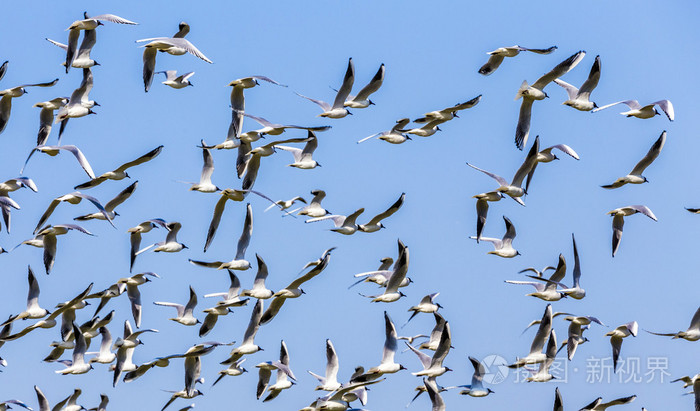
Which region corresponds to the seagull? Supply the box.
[472,191,504,243]
[226,75,287,140]
[297,190,331,218]
[74,145,163,189]
[238,136,318,179]
[344,63,385,108]
[212,358,247,386]
[405,322,452,377]
[646,306,700,341]
[552,387,563,411]
[265,196,306,213]
[299,380,383,411]
[401,119,445,137]
[191,203,253,268]
[525,142,580,194]
[414,95,482,123]
[467,135,540,205]
[75,181,138,222]
[260,251,331,324]
[357,118,411,144]
[558,233,586,299]
[296,58,354,118]
[361,312,407,379]
[601,131,665,189]
[276,131,321,169]
[160,389,202,411]
[199,271,249,337]
[308,339,341,392]
[671,374,700,388]
[403,293,442,327]
[563,316,604,361]
[112,320,158,386]
[37,224,94,274]
[154,286,200,326]
[116,272,160,327]
[470,216,520,258]
[605,321,638,372]
[0,77,59,135]
[525,329,557,382]
[138,22,212,92]
[138,221,188,253]
[255,340,296,402]
[128,218,167,272]
[221,299,264,364]
[509,304,553,368]
[358,193,405,232]
[593,99,674,121]
[1,266,49,325]
[55,323,92,375]
[33,97,68,146]
[240,255,275,300]
[90,394,109,411]
[87,326,116,364]
[458,356,495,397]
[607,205,657,257]
[243,112,331,136]
[306,208,365,235]
[553,55,601,111]
[579,395,637,410]
[505,254,567,301]
[515,50,585,149]
[64,12,137,71]
[0,399,31,411]
[360,241,409,303]
[478,45,557,76]
[423,377,446,411]
[349,256,412,289]
[54,68,98,126]
[22,145,96,179]
[156,71,195,89]
[518,265,556,278]
[47,28,99,69]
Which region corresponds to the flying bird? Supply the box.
[154,286,200,326]
[156,71,195,89]
[414,95,482,123]
[344,63,385,108]
[296,58,354,118]
[478,45,557,76]
[646,306,700,341]
[553,55,601,111]
[593,99,674,121]
[64,12,137,71]
[74,145,163,189]
[0,76,59,135]
[607,205,657,257]
[601,131,665,189]
[605,321,638,372]
[470,216,520,258]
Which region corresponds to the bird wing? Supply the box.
[115,145,164,172]
[91,14,138,24]
[530,305,553,355]
[76,29,97,61]
[242,299,263,345]
[511,135,540,187]
[553,79,578,100]
[353,63,384,102]
[577,55,601,100]
[653,100,674,121]
[612,214,624,257]
[592,99,641,113]
[142,48,157,92]
[532,50,585,90]
[235,204,253,260]
[466,163,508,186]
[366,193,405,226]
[105,181,138,212]
[381,312,398,364]
[515,98,533,150]
[204,196,229,252]
[332,58,355,110]
[478,54,504,76]
[294,92,331,111]
[629,131,666,176]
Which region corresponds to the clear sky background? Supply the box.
[0,1,698,410]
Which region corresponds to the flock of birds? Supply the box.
[0,9,697,411]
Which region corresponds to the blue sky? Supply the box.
[0,1,698,409]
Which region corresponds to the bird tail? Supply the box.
[515,80,529,101]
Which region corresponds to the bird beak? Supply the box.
[369,100,375,106]
[189,82,194,87]
[347,111,353,115]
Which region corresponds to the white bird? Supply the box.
[579,395,637,410]
[74,145,163,189]
[138,22,212,92]
[358,193,405,232]
[255,340,296,402]
[88,326,116,364]
[509,304,553,368]
[515,50,585,149]
[646,306,700,341]
[226,75,287,141]
[138,221,188,254]
[0,399,31,411]
[156,71,195,89]
[308,339,341,392]
[361,241,409,303]
[349,256,412,289]
[244,112,331,137]
[505,254,567,301]
[0,77,59,135]
[423,377,445,411]
[191,203,253,268]
[128,218,167,272]
[458,356,495,397]
[357,118,411,144]
[605,321,638,372]
[470,216,520,258]
[467,135,540,205]
[37,224,94,274]
[116,272,160,327]
[472,190,504,243]
[601,131,666,189]
[22,145,96,179]
[112,320,158,386]
[55,323,92,375]
[221,298,264,364]
[265,196,306,213]
[199,270,249,337]
[525,141,580,194]
[414,95,482,123]
[553,55,601,111]
[296,58,354,118]
[260,251,331,324]
[240,255,275,300]
[593,98,674,121]
[297,190,331,218]
[154,286,200,326]
[478,45,557,76]
[344,63,385,108]
[525,329,557,382]
[212,358,247,386]
[401,119,445,137]
[64,12,137,71]
[276,131,322,169]
[405,322,452,377]
[299,380,383,411]
[607,205,657,257]
[559,233,586,299]
[362,312,407,379]
[74,181,138,222]
[47,28,99,68]
[1,266,49,325]
[404,293,442,327]
[54,68,98,125]
[33,97,69,146]
[306,207,365,235]
[564,316,604,360]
